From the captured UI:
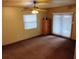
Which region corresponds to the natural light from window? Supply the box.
[52,13,72,38]
[23,14,37,30]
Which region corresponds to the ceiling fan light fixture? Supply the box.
[32,10,39,14]
[31,1,39,14]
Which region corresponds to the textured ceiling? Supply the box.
[3,0,76,8]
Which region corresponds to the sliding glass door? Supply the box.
[52,13,72,38]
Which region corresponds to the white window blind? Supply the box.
[23,14,37,29]
[52,13,72,38]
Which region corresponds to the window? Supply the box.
[23,14,37,29]
[52,13,72,38]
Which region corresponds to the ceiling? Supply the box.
[3,0,76,8]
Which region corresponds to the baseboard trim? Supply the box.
[2,34,76,47]
[50,33,76,40]
[2,34,43,47]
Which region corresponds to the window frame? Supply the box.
[52,12,73,38]
[23,14,37,30]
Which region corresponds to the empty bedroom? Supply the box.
[2,0,76,59]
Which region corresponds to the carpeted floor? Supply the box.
[2,35,75,59]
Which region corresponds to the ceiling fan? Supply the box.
[23,0,49,14]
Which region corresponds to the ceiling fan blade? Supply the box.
[25,0,52,4]
[24,8,32,11]
[36,0,52,3]
[23,8,47,12]
[23,0,49,12]
[36,9,47,11]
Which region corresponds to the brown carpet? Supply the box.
[2,35,75,59]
